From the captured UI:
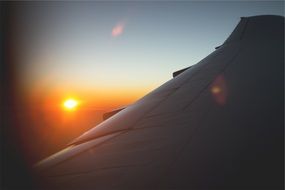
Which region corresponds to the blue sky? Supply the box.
[15,1,284,108]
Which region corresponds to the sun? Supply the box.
[63,99,78,111]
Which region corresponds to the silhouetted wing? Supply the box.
[35,15,284,190]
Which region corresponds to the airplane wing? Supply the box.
[35,15,284,190]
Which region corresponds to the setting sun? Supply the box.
[63,99,78,111]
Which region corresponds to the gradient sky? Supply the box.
[15,1,284,110]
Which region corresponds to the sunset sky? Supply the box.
[14,1,284,110]
[3,0,284,165]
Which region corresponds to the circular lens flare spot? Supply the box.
[63,99,78,110]
[210,75,228,106]
[211,86,222,94]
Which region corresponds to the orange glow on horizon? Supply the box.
[17,81,157,162]
[22,77,157,111]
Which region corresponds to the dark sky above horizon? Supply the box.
[13,1,284,109]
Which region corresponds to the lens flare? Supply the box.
[210,75,228,106]
[111,22,125,37]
